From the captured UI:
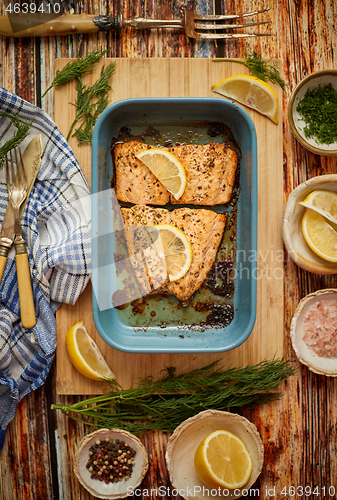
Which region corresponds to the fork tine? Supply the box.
[191,32,274,39]
[191,7,271,21]
[9,149,15,187]
[14,148,20,186]
[5,156,9,188]
[193,20,271,31]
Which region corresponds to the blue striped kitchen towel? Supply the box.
[0,87,91,450]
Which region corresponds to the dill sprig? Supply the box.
[0,112,32,168]
[42,48,110,97]
[51,358,296,434]
[213,51,286,90]
[67,62,116,144]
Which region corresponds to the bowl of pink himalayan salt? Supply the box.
[290,289,337,376]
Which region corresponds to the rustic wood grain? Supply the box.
[52,57,284,396]
[0,4,55,499]
[1,0,337,499]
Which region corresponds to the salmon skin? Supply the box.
[113,140,238,206]
[120,205,227,304]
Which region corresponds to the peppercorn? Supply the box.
[85,437,137,485]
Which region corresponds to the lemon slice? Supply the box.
[302,208,337,262]
[299,190,337,225]
[65,321,115,381]
[194,430,253,490]
[212,74,279,124]
[150,224,192,281]
[136,148,186,200]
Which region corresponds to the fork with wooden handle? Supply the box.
[0,8,272,39]
[6,148,36,329]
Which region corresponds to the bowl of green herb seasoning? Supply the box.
[288,69,337,155]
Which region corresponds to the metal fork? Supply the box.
[183,8,272,39]
[6,148,36,329]
[93,7,272,39]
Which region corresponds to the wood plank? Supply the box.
[1,0,337,498]
[54,57,284,395]
[0,5,55,497]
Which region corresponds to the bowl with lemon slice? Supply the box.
[282,175,337,274]
[165,410,264,500]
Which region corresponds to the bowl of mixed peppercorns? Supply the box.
[73,428,149,499]
[288,69,337,155]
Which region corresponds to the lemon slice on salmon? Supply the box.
[136,148,186,200]
[212,74,279,124]
[150,224,192,281]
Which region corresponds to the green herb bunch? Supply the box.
[51,358,296,434]
[0,112,32,168]
[67,63,116,144]
[42,48,110,97]
[213,51,286,90]
[43,48,115,145]
[296,83,337,145]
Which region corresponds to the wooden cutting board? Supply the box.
[54,58,284,395]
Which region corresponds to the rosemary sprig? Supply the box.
[51,358,296,434]
[0,112,32,168]
[67,62,116,144]
[42,48,110,97]
[213,51,286,90]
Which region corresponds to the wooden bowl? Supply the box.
[282,175,337,274]
[288,69,337,155]
[290,289,337,376]
[165,410,264,500]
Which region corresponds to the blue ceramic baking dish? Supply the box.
[91,97,257,353]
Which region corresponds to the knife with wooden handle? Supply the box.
[0,135,43,286]
[0,13,182,37]
[15,245,36,329]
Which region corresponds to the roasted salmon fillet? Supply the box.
[169,142,238,205]
[113,142,170,205]
[113,141,238,206]
[120,205,227,304]
[122,216,170,296]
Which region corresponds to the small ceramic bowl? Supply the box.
[165,410,264,500]
[288,69,337,155]
[290,289,337,376]
[282,174,337,274]
[73,428,149,499]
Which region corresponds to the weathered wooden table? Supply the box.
[1,1,337,499]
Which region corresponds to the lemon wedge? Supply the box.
[299,190,337,225]
[194,430,253,490]
[136,148,186,200]
[212,74,279,124]
[302,208,337,262]
[65,321,115,381]
[150,224,192,281]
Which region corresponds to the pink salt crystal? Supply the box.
[302,299,337,358]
